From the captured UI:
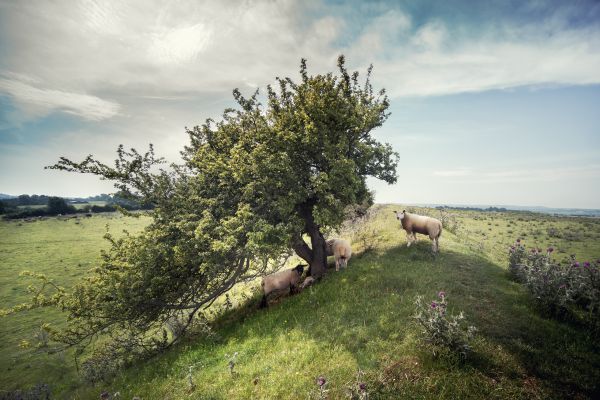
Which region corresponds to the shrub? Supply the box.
[439,209,460,234]
[413,292,477,360]
[508,241,600,324]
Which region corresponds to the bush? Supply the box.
[508,241,600,324]
[413,292,477,360]
[439,209,460,235]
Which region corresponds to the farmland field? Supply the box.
[1,207,599,398]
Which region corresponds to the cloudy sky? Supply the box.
[1,0,599,208]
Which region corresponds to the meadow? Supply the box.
[1,206,599,399]
[0,213,150,394]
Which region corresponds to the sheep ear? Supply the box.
[402,209,406,213]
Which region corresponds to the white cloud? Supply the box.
[149,23,213,65]
[0,76,120,121]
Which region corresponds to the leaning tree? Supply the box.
[2,56,398,373]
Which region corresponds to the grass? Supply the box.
[1,206,599,399]
[0,213,150,394]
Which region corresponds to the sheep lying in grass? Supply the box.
[326,239,352,271]
[259,264,305,308]
[393,210,443,253]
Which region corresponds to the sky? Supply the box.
[0,0,599,208]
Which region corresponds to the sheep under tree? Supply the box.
[259,264,305,308]
[394,210,443,253]
[326,238,352,271]
[2,56,398,367]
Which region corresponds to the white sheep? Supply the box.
[325,239,352,271]
[259,264,305,308]
[393,210,443,253]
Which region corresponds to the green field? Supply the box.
[0,213,150,394]
[1,206,599,398]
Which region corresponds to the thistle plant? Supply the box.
[226,351,238,376]
[507,242,600,324]
[187,365,196,392]
[345,369,369,400]
[314,375,329,400]
[413,292,477,360]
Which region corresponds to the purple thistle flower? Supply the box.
[584,261,591,268]
[516,238,521,243]
[510,246,515,251]
[431,301,438,309]
[100,392,110,400]
[547,247,554,253]
[359,383,367,391]
[317,376,326,387]
[438,291,446,298]
[573,262,580,268]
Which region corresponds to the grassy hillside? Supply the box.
[1,206,599,399]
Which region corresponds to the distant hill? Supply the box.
[0,194,16,199]
[413,203,600,217]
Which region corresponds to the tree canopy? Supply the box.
[2,56,398,373]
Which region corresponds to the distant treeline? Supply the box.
[435,205,508,212]
[0,193,152,219]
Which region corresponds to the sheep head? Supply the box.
[393,210,406,220]
[293,264,306,275]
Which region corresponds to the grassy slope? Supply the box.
[60,205,599,399]
[0,214,150,393]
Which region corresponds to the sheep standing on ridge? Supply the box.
[326,239,352,271]
[393,210,443,253]
[259,264,305,308]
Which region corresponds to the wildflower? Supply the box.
[573,262,580,268]
[438,291,446,298]
[100,392,110,400]
[516,238,521,243]
[547,247,554,253]
[584,261,591,268]
[359,383,367,392]
[317,376,326,387]
[431,301,438,309]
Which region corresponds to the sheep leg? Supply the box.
[335,258,340,271]
[406,232,413,247]
[431,237,439,253]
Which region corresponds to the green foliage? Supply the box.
[4,57,398,372]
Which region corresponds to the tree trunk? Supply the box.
[292,200,328,278]
[307,224,327,278]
